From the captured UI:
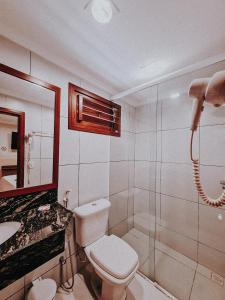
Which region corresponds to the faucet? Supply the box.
[63,190,71,208]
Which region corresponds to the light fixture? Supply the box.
[91,0,113,24]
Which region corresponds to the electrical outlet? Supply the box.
[211,272,224,286]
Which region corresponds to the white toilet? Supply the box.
[74,198,139,300]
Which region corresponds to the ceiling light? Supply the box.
[170,92,180,99]
[91,0,113,24]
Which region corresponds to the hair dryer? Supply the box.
[189,78,209,131]
[189,70,225,207]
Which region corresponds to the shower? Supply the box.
[189,70,225,206]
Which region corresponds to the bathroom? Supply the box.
[0,1,225,299]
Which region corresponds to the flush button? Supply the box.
[92,203,97,206]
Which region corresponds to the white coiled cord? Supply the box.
[190,131,225,207]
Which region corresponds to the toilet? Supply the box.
[26,278,57,300]
[74,199,139,300]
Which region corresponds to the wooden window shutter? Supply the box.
[68,83,121,137]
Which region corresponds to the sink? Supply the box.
[0,222,21,245]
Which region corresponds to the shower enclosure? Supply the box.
[109,59,225,300]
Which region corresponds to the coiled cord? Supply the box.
[190,130,225,207]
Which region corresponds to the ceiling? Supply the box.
[0,0,225,103]
[0,71,55,108]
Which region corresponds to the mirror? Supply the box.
[0,64,60,197]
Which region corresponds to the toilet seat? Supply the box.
[85,235,139,285]
[90,235,138,280]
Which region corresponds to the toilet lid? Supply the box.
[90,235,138,279]
[27,279,57,300]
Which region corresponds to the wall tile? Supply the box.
[110,132,129,161]
[109,219,128,237]
[198,243,225,277]
[135,131,156,161]
[161,163,198,202]
[135,103,157,133]
[59,117,79,165]
[157,225,198,261]
[199,165,225,206]
[162,128,199,164]
[160,194,198,240]
[199,204,225,253]
[200,124,225,166]
[134,188,150,214]
[80,132,110,163]
[161,93,192,130]
[58,164,79,209]
[40,158,53,184]
[109,190,128,229]
[109,161,129,195]
[79,162,109,205]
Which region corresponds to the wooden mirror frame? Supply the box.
[0,107,25,188]
[0,63,60,198]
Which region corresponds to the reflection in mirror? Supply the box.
[0,70,55,193]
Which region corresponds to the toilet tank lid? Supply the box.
[74,199,111,219]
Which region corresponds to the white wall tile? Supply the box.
[109,219,128,237]
[58,164,79,209]
[198,243,225,277]
[135,132,156,161]
[157,225,198,261]
[109,190,128,228]
[40,158,53,184]
[135,161,149,190]
[41,137,53,159]
[161,163,198,202]
[162,128,198,164]
[200,124,225,166]
[135,103,157,133]
[79,162,109,205]
[160,194,198,240]
[199,165,225,205]
[161,93,192,130]
[109,161,129,195]
[134,188,150,214]
[199,204,225,253]
[59,117,79,165]
[80,132,110,163]
[110,132,129,161]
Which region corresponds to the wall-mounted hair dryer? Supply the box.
[189,70,225,207]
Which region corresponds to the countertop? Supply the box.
[0,202,73,262]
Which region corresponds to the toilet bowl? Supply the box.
[26,278,57,300]
[74,199,139,300]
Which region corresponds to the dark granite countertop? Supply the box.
[0,202,73,262]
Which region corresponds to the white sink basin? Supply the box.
[0,222,21,245]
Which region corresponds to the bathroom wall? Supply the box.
[109,102,135,237]
[0,35,130,300]
[132,60,225,300]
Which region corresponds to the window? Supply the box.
[68,83,121,136]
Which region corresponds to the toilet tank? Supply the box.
[74,199,111,247]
